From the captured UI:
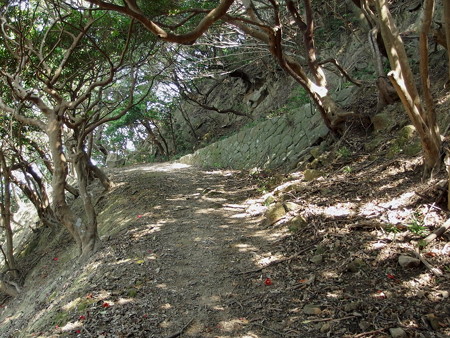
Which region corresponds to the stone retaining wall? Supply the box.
[179,103,328,170]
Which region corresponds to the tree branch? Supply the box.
[317,58,362,86]
[85,0,235,44]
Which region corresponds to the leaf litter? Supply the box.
[0,143,449,337]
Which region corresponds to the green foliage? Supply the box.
[407,223,429,236]
[384,224,401,242]
[288,224,300,233]
[417,239,428,249]
[341,165,352,173]
[385,224,401,234]
[100,94,173,161]
[126,288,138,298]
[403,211,429,236]
[337,146,351,159]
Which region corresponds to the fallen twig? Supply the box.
[423,218,450,245]
[302,314,360,324]
[413,249,444,277]
[353,328,387,337]
[223,203,246,210]
[165,317,194,338]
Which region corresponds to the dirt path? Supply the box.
[2,159,450,337]
[89,162,272,337]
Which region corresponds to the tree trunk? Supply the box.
[73,149,101,259]
[139,119,167,156]
[47,114,103,259]
[151,119,170,156]
[0,151,16,273]
[167,111,177,154]
[10,175,59,228]
[47,114,83,252]
[281,55,336,131]
[420,0,439,164]
[88,161,112,191]
[443,0,450,80]
[375,0,441,177]
[230,2,342,133]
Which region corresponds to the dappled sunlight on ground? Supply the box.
[120,162,191,173]
[2,148,450,337]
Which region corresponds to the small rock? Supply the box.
[287,215,308,233]
[424,313,440,330]
[106,152,125,167]
[315,245,327,255]
[276,182,304,195]
[358,320,370,331]
[318,153,334,166]
[398,255,421,268]
[343,302,361,312]
[303,304,322,315]
[310,255,323,264]
[371,112,395,132]
[310,146,323,159]
[416,290,426,298]
[347,258,366,273]
[284,201,301,212]
[289,215,307,228]
[438,290,449,299]
[320,322,331,333]
[303,169,324,181]
[306,158,320,169]
[246,204,267,217]
[389,327,407,338]
[264,203,286,226]
[264,195,276,205]
[397,125,416,142]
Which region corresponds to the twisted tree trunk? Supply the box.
[47,114,83,252]
[73,149,101,259]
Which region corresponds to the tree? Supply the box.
[0,148,16,274]
[85,0,364,133]
[85,0,448,177]
[374,0,441,177]
[0,1,155,258]
[0,144,21,297]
